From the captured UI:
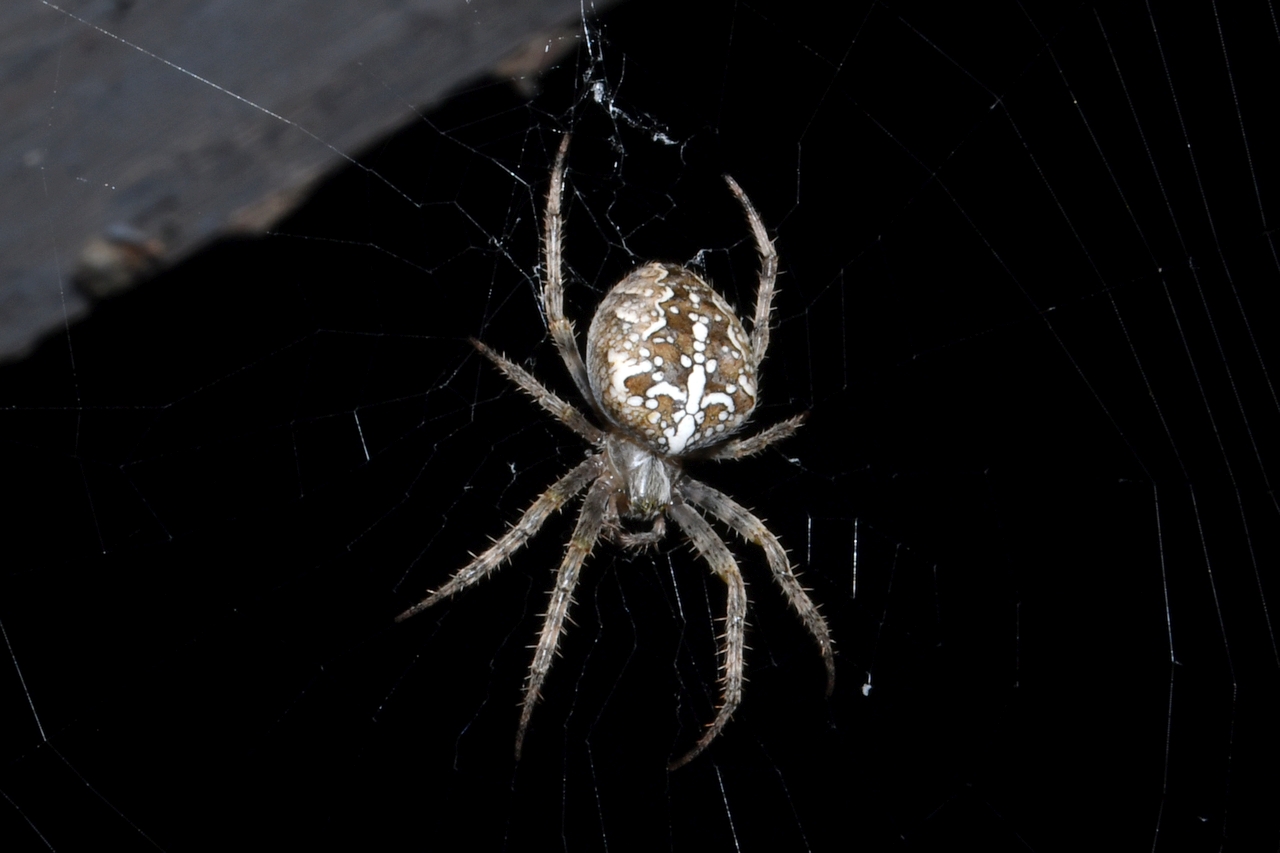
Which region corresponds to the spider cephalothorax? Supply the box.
[397,136,834,769]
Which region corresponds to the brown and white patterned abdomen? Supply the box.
[586,262,758,455]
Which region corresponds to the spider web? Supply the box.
[3,0,1279,849]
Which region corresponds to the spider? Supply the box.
[397,136,834,770]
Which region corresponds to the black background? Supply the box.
[3,1,1278,850]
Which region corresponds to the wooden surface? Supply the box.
[1,0,600,361]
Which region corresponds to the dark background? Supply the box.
[3,1,1278,850]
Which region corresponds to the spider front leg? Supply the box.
[682,477,835,694]
[516,475,613,759]
[668,502,748,770]
[394,456,601,623]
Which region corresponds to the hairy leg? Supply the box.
[668,502,747,770]
[703,413,806,462]
[516,475,612,759]
[723,175,778,369]
[541,134,598,411]
[471,338,602,443]
[681,478,835,694]
[395,456,602,622]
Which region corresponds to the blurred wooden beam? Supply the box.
[1,0,604,361]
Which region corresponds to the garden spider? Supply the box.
[397,136,834,769]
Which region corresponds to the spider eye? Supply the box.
[585,262,758,455]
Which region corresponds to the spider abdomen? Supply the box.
[585,262,758,455]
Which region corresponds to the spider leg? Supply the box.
[471,339,603,443]
[703,413,807,462]
[516,475,613,759]
[541,134,599,413]
[723,175,778,370]
[681,477,835,695]
[394,456,603,623]
[668,502,747,770]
